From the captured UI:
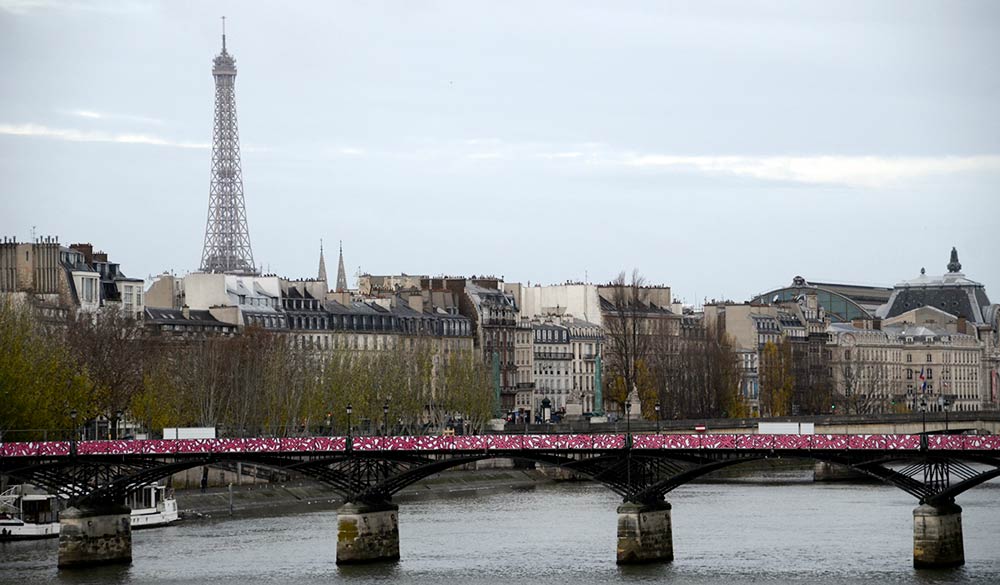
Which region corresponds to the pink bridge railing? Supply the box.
[2,434,1000,458]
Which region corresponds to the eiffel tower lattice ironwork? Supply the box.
[200,19,257,275]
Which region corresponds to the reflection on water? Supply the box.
[2,474,998,585]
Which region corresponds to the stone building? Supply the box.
[359,274,426,295]
[508,281,677,417]
[753,248,999,412]
[506,282,604,326]
[143,306,238,339]
[145,271,474,356]
[565,317,604,414]
[70,243,145,319]
[704,297,830,417]
[532,320,572,417]
[421,277,519,413]
[826,319,984,413]
[0,236,143,320]
[512,317,535,420]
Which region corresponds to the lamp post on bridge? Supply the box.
[938,396,951,433]
[346,403,353,452]
[624,396,633,500]
[383,400,390,437]
[919,398,927,451]
[654,401,661,435]
[69,409,78,458]
[624,398,632,448]
[919,398,927,433]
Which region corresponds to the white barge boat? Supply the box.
[0,484,179,540]
[0,487,59,540]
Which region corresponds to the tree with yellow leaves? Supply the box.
[760,339,795,417]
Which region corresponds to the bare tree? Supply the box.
[603,270,652,414]
[838,356,889,415]
[65,308,146,437]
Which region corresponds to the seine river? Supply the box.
[3,471,999,584]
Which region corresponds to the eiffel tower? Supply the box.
[200,18,257,275]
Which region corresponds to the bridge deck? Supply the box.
[3,434,1000,457]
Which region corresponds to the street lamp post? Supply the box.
[624,400,632,446]
[69,409,78,457]
[383,400,390,437]
[919,398,927,434]
[346,403,353,451]
[939,396,951,433]
[945,399,950,433]
[624,398,633,501]
[114,409,123,440]
[919,398,927,450]
[655,402,661,435]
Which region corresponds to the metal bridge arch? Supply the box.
[3,435,1000,508]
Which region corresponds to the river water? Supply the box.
[2,471,998,584]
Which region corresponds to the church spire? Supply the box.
[947,247,962,273]
[318,239,328,284]
[336,240,348,292]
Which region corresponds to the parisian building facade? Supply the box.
[0,236,144,321]
[709,249,999,415]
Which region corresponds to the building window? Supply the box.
[906,354,912,363]
[926,354,932,363]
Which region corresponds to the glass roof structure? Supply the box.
[751,285,872,323]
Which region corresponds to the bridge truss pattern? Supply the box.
[3,434,999,507]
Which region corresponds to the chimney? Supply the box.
[182,305,190,319]
[408,293,424,313]
[957,315,967,335]
[70,243,94,264]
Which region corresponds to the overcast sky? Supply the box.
[1,1,998,305]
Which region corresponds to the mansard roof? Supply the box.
[598,296,674,315]
[878,271,992,324]
[144,307,234,327]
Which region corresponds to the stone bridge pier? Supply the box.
[913,501,964,569]
[57,502,132,568]
[336,501,400,564]
[616,500,673,564]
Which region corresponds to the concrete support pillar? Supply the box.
[913,501,964,569]
[813,461,870,482]
[58,503,132,568]
[336,501,400,565]
[616,500,673,565]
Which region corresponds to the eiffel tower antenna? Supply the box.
[199,18,257,275]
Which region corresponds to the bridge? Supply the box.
[3,433,999,569]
